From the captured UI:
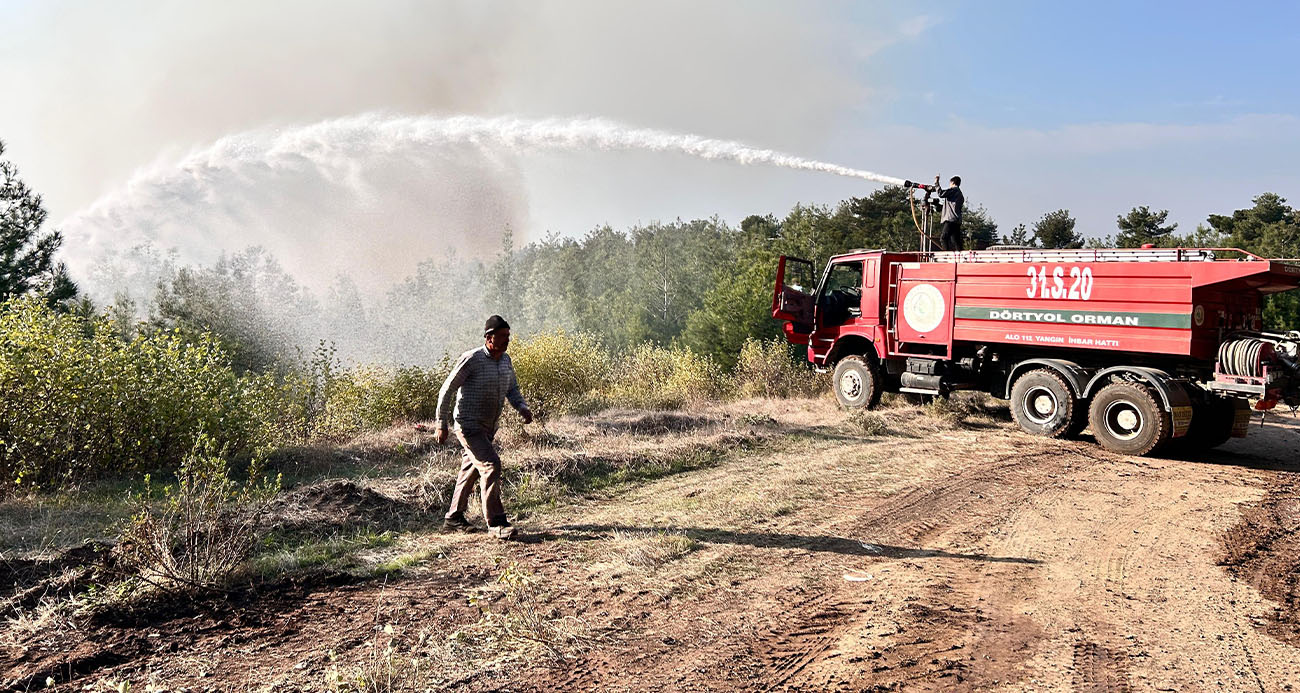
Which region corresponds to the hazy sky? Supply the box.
[2,0,1298,291]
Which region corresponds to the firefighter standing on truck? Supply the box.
[434,315,532,540]
[935,175,964,251]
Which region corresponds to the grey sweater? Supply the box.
[938,186,964,224]
[435,346,530,432]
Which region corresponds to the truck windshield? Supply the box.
[821,261,864,324]
[825,262,863,293]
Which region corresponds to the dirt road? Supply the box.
[6,398,1300,691]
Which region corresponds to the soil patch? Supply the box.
[1,542,116,619]
[266,478,422,532]
[1220,478,1300,645]
[1,568,470,691]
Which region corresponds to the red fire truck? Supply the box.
[772,246,1300,455]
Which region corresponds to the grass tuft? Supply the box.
[610,529,699,571]
[849,410,892,436]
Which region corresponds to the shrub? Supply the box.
[117,437,280,593]
[732,339,821,399]
[270,343,451,442]
[606,344,723,409]
[317,364,446,439]
[509,332,611,421]
[0,298,277,489]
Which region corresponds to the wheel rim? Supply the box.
[1022,385,1059,425]
[839,370,862,400]
[1103,399,1144,441]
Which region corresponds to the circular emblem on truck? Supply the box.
[903,283,946,333]
[1194,304,1205,327]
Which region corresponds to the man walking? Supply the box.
[935,175,964,251]
[434,315,532,539]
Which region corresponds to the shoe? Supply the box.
[488,523,516,540]
[442,512,473,532]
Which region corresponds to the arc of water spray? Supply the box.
[60,113,906,232]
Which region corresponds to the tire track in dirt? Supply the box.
[758,600,861,690]
[845,445,1104,548]
[745,441,1100,690]
[1071,639,1131,693]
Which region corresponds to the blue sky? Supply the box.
[873,2,1300,128]
[1,1,1297,291]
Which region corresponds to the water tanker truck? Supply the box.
[772,245,1300,455]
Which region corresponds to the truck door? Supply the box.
[773,256,815,330]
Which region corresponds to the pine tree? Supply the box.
[1115,206,1178,247]
[0,140,77,307]
[1032,209,1083,249]
[1002,223,1035,247]
[1208,194,1300,330]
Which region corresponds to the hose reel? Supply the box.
[1218,337,1275,378]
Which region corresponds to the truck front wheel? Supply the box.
[1010,369,1081,438]
[1088,382,1170,456]
[833,356,882,409]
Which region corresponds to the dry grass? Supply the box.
[609,529,699,571]
[324,624,430,693]
[0,490,133,558]
[2,592,79,648]
[849,410,893,436]
[443,563,597,665]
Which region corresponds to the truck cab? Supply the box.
[772,250,896,370]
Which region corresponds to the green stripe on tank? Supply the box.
[954,306,1191,329]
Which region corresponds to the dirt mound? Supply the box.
[589,410,716,435]
[1220,479,1300,645]
[266,479,420,532]
[2,569,372,691]
[1,541,116,620]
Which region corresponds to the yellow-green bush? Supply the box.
[271,344,452,441]
[731,338,822,399]
[314,365,447,439]
[606,343,724,409]
[0,298,276,489]
[509,331,611,420]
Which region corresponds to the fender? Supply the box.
[1002,358,1090,400]
[823,327,888,368]
[1083,366,1194,438]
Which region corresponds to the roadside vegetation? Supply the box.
[0,290,827,644]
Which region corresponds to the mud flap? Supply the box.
[1230,398,1253,438]
[1171,405,1194,438]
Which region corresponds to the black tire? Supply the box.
[1088,382,1171,456]
[1009,369,1081,438]
[1169,394,1236,452]
[1065,406,1090,438]
[833,355,882,410]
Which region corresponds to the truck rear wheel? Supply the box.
[1088,382,1170,456]
[833,355,882,409]
[1010,369,1081,438]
